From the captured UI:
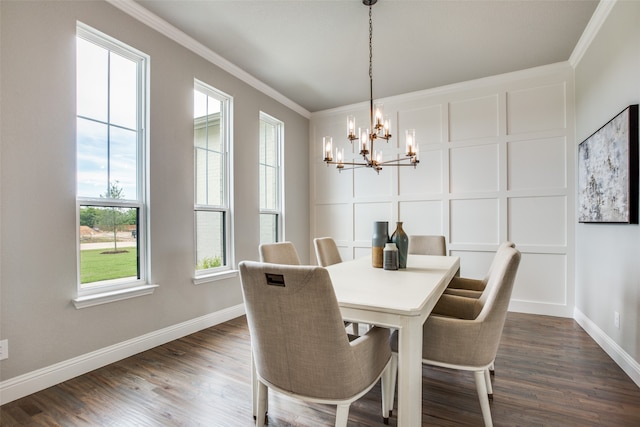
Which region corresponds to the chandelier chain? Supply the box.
[369,5,373,82]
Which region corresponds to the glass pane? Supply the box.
[263,165,277,210]
[79,205,139,285]
[260,213,278,245]
[109,51,138,129]
[195,210,225,269]
[207,150,224,206]
[109,126,137,200]
[264,123,277,166]
[77,38,108,121]
[77,117,109,198]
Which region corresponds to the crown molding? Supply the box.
[105,0,311,119]
[569,0,617,68]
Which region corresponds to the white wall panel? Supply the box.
[398,200,444,236]
[450,198,499,244]
[354,162,393,198]
[509,196,566,245]
[353,202,394,241]
[449,95,499,141]
[450,144,499,193]
[315,203,351,241]
[398,104,443,146]
[512,253,566,305]
[450,250,495,279]
[399,148,443,195]
[507,83,566,134]
[508,137,567,190]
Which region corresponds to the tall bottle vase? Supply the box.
[371,221,389,268]
[391,221,409,269]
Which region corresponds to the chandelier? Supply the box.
[323,0,419,174]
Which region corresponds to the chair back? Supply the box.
[481,241,516,282]
[408,235,446,255]
[471,247,521,363]
[314,237,343,267]
[259,241,301,265]
[239,261,380,399]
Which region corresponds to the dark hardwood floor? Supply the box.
[2,312,639,426]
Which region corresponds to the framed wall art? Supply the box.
[578,104,638,224]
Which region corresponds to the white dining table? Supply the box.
[325,254,460,427]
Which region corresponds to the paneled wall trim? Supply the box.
[310,63,575,317]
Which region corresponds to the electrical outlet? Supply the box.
[0,339,8,360]
[614,312,620,329]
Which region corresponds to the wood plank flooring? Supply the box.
[2,313,640,426]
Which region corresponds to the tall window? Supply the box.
[259,112,283,244]
[194,81,232,275]
[76,23,149,297]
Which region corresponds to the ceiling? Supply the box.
[134,0,599,113]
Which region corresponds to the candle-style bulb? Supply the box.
[323,136,333,161]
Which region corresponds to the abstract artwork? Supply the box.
[578,105,638,223]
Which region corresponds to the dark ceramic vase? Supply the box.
[391,222,409,268]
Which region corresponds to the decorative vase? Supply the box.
[391,221,409,268]
[383,242,399,270]
[372,221,389,268]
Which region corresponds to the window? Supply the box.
[259,112,283,244]
[75,23,151,306]
[194,81,233,278]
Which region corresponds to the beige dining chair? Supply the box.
[313,237,359,336]
[407,235,447,256]
[259,241,301,265]
[444,242,516,298]
[313,237,343,267]
[239,261,393,427]
[386,246,521,427]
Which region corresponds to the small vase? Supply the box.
[383,242,399,270]
[391,222,409,268]
[372,221,389,268]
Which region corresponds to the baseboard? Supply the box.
[0,304,245,405]
[508,300,574,318]
[574,308,640,388]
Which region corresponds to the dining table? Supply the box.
[325,254,460,427]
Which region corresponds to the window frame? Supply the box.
[74,22,154,308]
[193,80,235,283]
[259,112,284,244]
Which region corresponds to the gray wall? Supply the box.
[575,1,640,367]
[0,0,309,381]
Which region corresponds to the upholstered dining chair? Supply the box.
[407,235,447,256]
[386,247,521,427]
[259,241,301,265]
[313,237,343,267]
[444,242,516,298]
[239,261,393,427]
[313,237,360,336]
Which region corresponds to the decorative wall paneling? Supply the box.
[310,65,575,317]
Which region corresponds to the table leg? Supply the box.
[396,318,423,427]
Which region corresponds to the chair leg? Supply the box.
[484,368,493,401]
[473,370,493,427]
[381,360,392,423]
[335,403,351,427]
[489,361,495,376]
[386,352,398,420]
[255,381,268,427]
[251,352,268,420]
[352,322,359,335]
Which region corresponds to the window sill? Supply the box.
[193,269,238,285]
[73,284,159,309]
